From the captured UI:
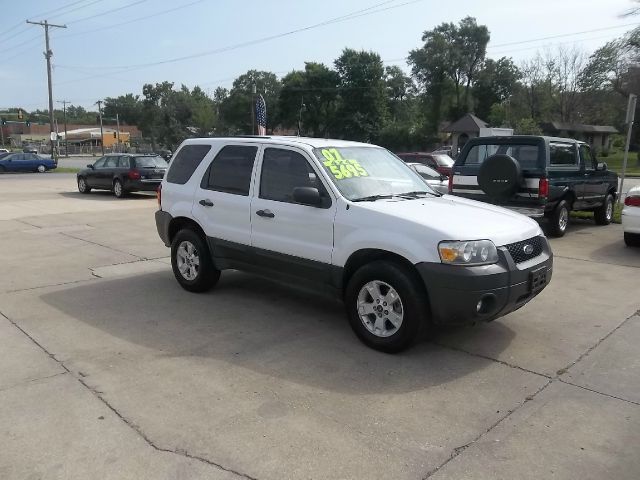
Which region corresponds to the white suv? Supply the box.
[156,137,553,352]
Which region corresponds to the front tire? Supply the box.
[171,229,220,293]
[594,193,614,225]
[548,200,570,237]
[624,232,640,247]
[36,164,46,173]
[345,260,429,353]
[113,179,126,198]
[77,177,91,193]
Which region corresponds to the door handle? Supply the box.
[256,209,275,218]
[199,199,214,207]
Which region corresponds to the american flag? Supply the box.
[255,94,267,136]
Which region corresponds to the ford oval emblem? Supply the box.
[523,244,534,255]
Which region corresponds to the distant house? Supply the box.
[540,122,618,153]
[442,113,488,157]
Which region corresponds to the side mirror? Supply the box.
[87,164,94,169]
[293,187,322,206]
[597,162,608,171]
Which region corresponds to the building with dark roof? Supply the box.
[540,122,618,153]
[442,113,488,156]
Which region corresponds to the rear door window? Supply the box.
[579,145,595,171]
[550,143,578,168]
[167,144,212,184]
[461,143,541,169]
[201,145,258,196]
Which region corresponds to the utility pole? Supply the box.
[27,20,67,160]
[619,93,637,205]
[57,100,69,156]
[116,113,121,152]
[95,100,104,155]
[297,95,305,136]
[251,84,256,135]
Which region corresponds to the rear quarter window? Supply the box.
[460,143,541,170]
[549,143,578,167]
[166,144,212,184]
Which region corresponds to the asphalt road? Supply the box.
[0,173,639,479]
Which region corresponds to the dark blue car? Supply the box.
[0,152,57,173]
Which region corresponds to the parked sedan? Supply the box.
[77,154,168,198]
[396,152,455,176]
[406,162,449,195]
[0,152,57,173]
[622,185,640,247]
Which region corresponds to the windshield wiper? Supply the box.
[351,194,397,202]
[397,190,440,198]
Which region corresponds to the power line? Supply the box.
[487,22,638,49]
[33,0,98,21]
[63,0,148,25]
[0,0,90,40]
[57,0,206,39]
[47,0,104,21]
[57,0,423,73]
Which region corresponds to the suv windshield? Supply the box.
[461,143,541,170]
[134,156,168,168]
[313,146,436,200]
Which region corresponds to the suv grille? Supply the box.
[505,236,544,264]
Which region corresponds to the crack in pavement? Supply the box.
[554,254,640,269]
[59,231,144,259]
[0,309,258,480]
[558,378,640,407]
[422,379,553,479]
[422,310,640,478]
[3,277,98,294]
[0,371,69,394]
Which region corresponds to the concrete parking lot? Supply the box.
[1,173,639,480]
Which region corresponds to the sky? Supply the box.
[0,0,637,112]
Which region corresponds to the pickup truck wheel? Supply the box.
[345,260,428,353]
[594,194,614,225]
[548,200,570,237]
[171,229,220,292]
[624,232,640,247]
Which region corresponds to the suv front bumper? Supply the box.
[416,237,553,326]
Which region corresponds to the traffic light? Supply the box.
[113,132,117,139]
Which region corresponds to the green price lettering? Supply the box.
[320,148,369,180]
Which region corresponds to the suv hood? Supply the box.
[354,194,543,247]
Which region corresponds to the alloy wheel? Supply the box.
[357,280,404,338]
[176,240,200,281]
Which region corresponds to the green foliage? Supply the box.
[334,49,388,142]
[473,57,521,120]
[514,117,543,135]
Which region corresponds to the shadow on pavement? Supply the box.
[58,191,156,201]
[41,269,516,394]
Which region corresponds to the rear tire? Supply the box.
[594,193,614,225]
[171,229,220,293]
[624,232,640,247]
[548,200,570,237]
[113,179,126,198]
[77,177,91,193]
[345,260,429,353]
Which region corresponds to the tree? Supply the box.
[410,17,489,129]
[219,70,281,134]
[514,117,542,135]
[334,48,388,141]
[103,94,142,126]
[473,57,521,120]
[278,62,340,137]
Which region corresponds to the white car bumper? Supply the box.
[622,204,640,234]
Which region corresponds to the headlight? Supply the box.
[438,240,499,266]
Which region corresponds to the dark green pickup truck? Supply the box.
[449,136,619,237]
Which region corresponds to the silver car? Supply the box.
[407,162,449,195]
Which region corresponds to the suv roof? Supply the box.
[180,136,376,150]
[468,135,587,145]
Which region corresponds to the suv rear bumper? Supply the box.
[155,210,172,247]
[416,238,553,326]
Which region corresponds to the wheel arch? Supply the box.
[168,216,207,245]
[341,248,425,294]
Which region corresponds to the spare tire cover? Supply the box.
[477,154,522,200]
